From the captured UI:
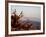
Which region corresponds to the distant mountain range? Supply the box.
[18,17,41,26]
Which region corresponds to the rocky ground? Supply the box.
[11,20,40,31]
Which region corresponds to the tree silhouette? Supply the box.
[13,9,16,15]
[19,11,23,17]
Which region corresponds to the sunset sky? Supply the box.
[11,5,41,20]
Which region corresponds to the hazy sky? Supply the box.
[11,5,41,19]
